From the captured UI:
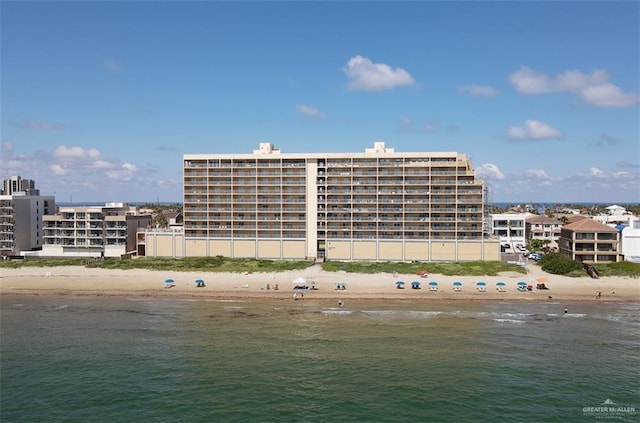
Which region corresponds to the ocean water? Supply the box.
[1,296,638,422]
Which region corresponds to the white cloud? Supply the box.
[458,84,498,97]
[476,163,504,180]
[524,169,549,179]
[19,121,66,131]
[423,119,438,134]
[398,117,412,127]
[507,120,563,140]
[54,145,87,159]
[107,163,138,181]
[88,160,116,170]
[50,164,69,176]
[296,105,325,119]
[343,55,416,91]
[509,67,639,108]
[104,59,123,73]
[589,167,606,177]
[2,141,14,155]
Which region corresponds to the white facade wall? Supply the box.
[621,218,640,263]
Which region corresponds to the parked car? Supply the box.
[528,253,543,261]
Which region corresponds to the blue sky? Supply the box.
[2,1,638,204]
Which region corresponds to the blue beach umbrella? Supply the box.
[496,282,506,286]
[453,281,463,286]
[476,281,486,286]
[428,281,438,286]
[195,279,204,284]
[411,281,421,287]
[396,281,405,286]
[517,281,527,286]
[165,278,175,284]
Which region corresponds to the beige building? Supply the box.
[526,215,562,249]
[558,218,620,264]
[42,203,151,258]
[142,142,499,261]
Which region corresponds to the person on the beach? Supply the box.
[564,308,568,314]
[596,291,601,299]
[293,292,297,301]
[338,300,344,307]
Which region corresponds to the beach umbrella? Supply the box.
[164,278,175,284]
[496,282,506,286]
[536,277,549,283]
[476,281,486,286]
[195,279,205,286]
[418,270,429,277]
[453,281,462,286]
[428,281,438,286]
[411,281,421,287]
[292,277,307,284]
[517,281,527,286]
[396,281,405,286]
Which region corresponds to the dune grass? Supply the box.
[1,256,526,276]
[322,260,527,276]
[3,256,637,277]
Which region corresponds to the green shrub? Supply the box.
[540,253,583,275]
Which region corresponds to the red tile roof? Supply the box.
[562,218,618,232]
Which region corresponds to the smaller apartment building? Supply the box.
[558,219,620,264]
[42,203,151,258]
[526,215,562,249]
[489,213,533,248]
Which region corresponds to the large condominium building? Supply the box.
[143,142,499,262]
[42,203,151,258]
[0,176,55,257]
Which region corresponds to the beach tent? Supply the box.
[292,277,308,290]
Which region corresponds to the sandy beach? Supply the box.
[1,264,638,302]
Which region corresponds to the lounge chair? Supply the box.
[453,286,462,292]
[429,285,438,292]
[477,286,487,293]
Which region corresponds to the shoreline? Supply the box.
[1,265,638,303]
